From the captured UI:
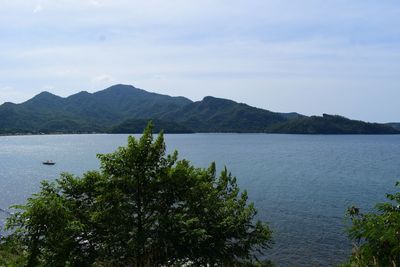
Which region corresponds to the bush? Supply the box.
[344,182,400,267]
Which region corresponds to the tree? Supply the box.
[344,181,400,267]
[5,122,272,266]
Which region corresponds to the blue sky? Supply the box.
[0,0,399,122]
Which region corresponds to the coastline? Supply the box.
[1,131,400,137]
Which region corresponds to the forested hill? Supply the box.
[267,114,399,134]
[158,96,297,132]
[0,85,191,134]
[0,84,398,134]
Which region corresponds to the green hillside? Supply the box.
[267,114,399,134]
[160,96,289,132]
[0,84,398,135]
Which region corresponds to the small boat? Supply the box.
[43,160,56,165]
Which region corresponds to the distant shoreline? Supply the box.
[1,131,400,137]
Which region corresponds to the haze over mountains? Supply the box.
[0,84,398,135]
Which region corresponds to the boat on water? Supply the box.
[42,160,56,165]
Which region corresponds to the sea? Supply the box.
[0,134,399,266]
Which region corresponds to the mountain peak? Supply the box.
[76,90,91,95]
[67,91,92,101]
[36,91,58,97]
[203,96,221,100]
[69,90,91,97]
[29,91,62,102]
[201,96,237,107]
[203,96,234,102]
[94,84,149,98]
[108,84,137,89]
[21,91,64,108]
[104,84,141,92]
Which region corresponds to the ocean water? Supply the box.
[0,134,399,266]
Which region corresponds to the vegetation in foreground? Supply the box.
[0,123,272,266]
[343,182,400,267]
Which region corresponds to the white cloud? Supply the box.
[88,0,101,7]
[33,2,43,13]
[91,75,115,87]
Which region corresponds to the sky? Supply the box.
[0,0,399,122]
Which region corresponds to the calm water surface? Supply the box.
[1,134,400,266]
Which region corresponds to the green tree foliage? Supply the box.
[4,123,272,266]
[344,182,400,267]
[0,235,27,267]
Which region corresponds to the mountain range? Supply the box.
[0,84,398,134]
